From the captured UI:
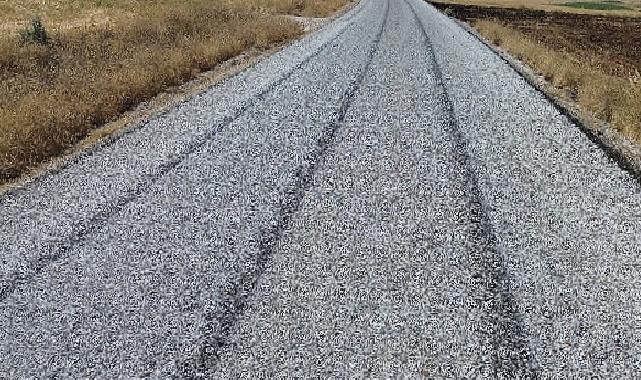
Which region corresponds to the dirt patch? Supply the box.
[431,2,641,77]
[287,16,327,32]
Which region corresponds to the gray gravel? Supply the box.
[2,0,641,377]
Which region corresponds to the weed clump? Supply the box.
[19,17,48,45]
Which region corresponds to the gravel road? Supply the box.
[2,0,641,377]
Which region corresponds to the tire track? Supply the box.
[0,3,368,304]
[404,0,539,377]
[177,0,391,376]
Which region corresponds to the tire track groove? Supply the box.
[405,0,539,377]
[0,6,366,304]
[178,0,391,376]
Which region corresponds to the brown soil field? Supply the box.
[430,2,641,77]
[429,0,641,16]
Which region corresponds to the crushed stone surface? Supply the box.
[1,0,640,377]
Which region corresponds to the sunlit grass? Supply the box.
[0,0,349,183]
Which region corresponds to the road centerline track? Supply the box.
[179,0,390,375]
[0,2,366,304]
[405,0,538,376]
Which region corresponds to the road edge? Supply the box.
[0,1,360,198]
[434,5,641,185]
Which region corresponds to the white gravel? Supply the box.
[1,0,640,377]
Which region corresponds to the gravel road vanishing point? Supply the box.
[2,0,641,377]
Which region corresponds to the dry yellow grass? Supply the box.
[473,20,641,141]
[0,0,349,183]
[255,0,351,16]
[0,0,351,29]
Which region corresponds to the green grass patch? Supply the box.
[562,1,630,10]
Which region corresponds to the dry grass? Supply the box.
[473,20,641,141]
[254,0,351,17]
[0,0,349,183]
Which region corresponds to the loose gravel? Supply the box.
[411,0,641,376]
[1,0,640,377]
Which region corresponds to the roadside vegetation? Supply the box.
[0,0,349,184]
[431,2,641,143]
[256,0,351,16]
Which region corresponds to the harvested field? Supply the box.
[428,0,641,16]
[432,2,641,77]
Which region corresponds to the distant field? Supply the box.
[563,0,630,10]
[0,0,350,183]
[430,1,641,143]
[429,0,641,15]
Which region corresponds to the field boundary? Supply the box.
[0,1,359,197]
[437,7,641,183]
